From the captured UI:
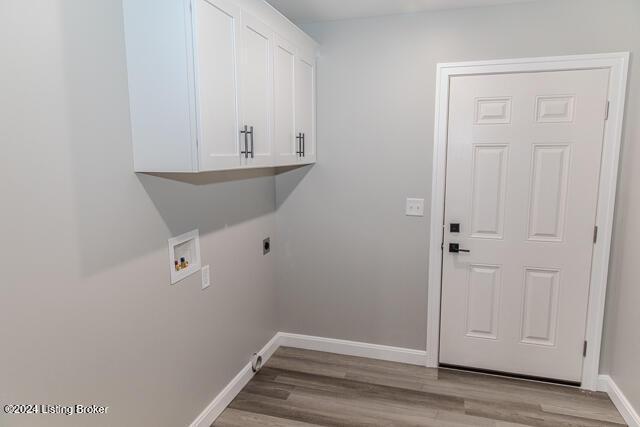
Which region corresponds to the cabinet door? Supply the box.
[273,36,298,166]
[240,13,274,168]
[192,0,242,171]
[295,48,316,163]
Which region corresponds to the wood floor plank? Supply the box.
[464,398,625,427]
[266,354,349,380]
[540,403,627,424]
[215,408,319,427]
[421,377,616,415]
[229,390,390,426]
[213,347,626,427]
[242,379,293,400]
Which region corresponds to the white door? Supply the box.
[193,0,242,171]
[440,69,610,383]
[239,12,273,168]
[295,47,316,163]
[273,36,297,166]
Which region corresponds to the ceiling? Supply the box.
[265,0,537,25]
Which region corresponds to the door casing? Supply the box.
[427,52,629,391]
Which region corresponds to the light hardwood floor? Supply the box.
[214,347,626,426]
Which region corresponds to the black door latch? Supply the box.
[449,243,470,253]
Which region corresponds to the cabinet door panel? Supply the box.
[296,49,315,162]
[240,13,273,167]
[273,36,297,166]
[193,0,242,171]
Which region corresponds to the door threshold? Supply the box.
[438,363,581,388]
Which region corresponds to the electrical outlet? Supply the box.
[201,265,210,290]
[406,198,425,217]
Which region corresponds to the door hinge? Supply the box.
[605,101,610,120]
[583,340,588,357]
[593,226,599,244]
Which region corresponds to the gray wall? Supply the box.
[0,1,277,426]
[275,0,640,406]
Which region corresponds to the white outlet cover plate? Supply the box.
[168,229,201,285]
[202,265,210,289]
[406,198,425,217]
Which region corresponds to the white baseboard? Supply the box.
[598,375,640,427]
[277,332,428,366]
[191,332,428,426]
[189,333,280,427]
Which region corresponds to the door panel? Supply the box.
[470,145,508,239]
[528,144,571,242]
[240,12,273,167]
[193,0,242,171]
[440,69,610,383]
[521,268,560,346]
[466,264,502,340]
[273,36,297,166]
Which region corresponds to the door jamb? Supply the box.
[426,52,629,391]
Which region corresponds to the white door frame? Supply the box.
[426,52,629,391]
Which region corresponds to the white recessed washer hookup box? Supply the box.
[168,229,201,285]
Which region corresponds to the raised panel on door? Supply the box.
[466,265,502,340]
[295,49,315,163]
[240,12,273,168]
[521,268,560,346]
[470,144,508,239]
[528,144,571,242]
[273,36,297,166]
[193,0,242,171]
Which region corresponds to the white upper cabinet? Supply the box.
[123,0,317,173]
